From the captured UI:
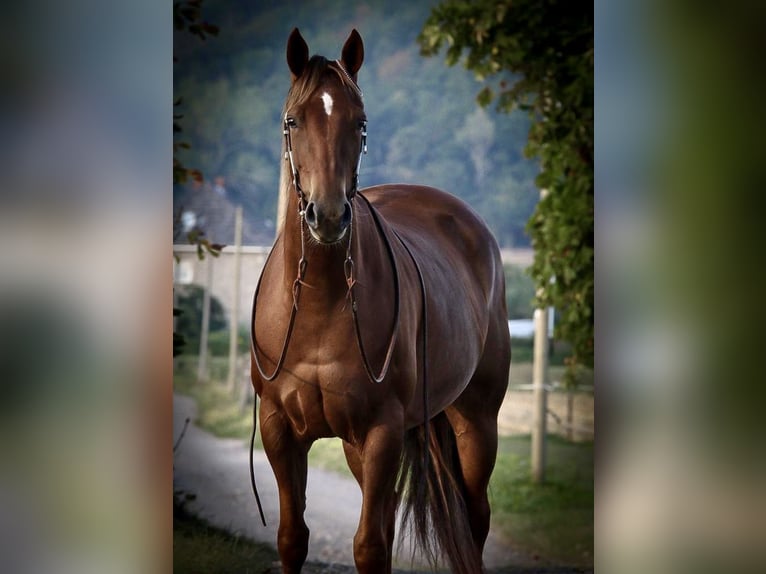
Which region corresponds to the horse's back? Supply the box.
[363,183,503,300]
[362,184,509,411]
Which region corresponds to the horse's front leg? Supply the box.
[260,399,310,574]
[353,415,404,574]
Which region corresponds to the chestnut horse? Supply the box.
[251,28,511,574]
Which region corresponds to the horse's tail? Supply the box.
[397,411,482,574]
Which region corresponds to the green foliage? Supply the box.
[174,285,228,354]
[173,1,219,187]
[503,264,535,319]
[174,0,224,357]
[207,324,251,357]
[184,228,225,260]
[420,0,593,377]
[173,0,224,258]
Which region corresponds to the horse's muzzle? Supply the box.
[304,199,352,244]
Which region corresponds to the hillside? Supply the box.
[173,0,539,247]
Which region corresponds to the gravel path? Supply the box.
[173,394,591,573]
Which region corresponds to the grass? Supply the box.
[308,437,354,476]
[174,494,277,573]
[173,358,593,568]
[489,434,593,567]
[174,356,254,441]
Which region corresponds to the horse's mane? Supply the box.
[276,56,363,235]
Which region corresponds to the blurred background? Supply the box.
[172,0,541,248]
[0,0,170,572]
[2,0,765,572]
[172,2,594,569]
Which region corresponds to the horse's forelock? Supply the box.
[283,56,361,115]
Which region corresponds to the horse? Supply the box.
[250,28,511,574]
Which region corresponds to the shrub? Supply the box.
[207,324,251,357]
[174,284,228,355]
[504,264,536,320]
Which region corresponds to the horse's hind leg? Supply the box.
[445,404,498,554]
[445,331,510,558]
[260,399,310,574]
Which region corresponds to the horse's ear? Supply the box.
[287,28,309,80]
[341,29,364,79]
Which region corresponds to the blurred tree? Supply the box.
[174,0,222,357]
[504,264,536,320]
[174,0,219,187]
[456,107,495,188]
[419,0,593,378]
[173,0,223,259]
[174,285,228,355]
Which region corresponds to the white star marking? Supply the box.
[321,92,333,116]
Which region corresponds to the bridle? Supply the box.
[249,65,429,526]
[282,60,368,205]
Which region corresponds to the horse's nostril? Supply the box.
[341,202,352,228]
[304,201,318,228]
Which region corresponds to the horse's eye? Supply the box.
[285,117,298,128]
[358,120,367,131]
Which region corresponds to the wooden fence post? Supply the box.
[197,256,213,382]
[227,206,243,392]
[531,307,548,484]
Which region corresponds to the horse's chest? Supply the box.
[270,363,371,443]
[256,293,397,441]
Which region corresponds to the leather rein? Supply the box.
[249,192,401,385]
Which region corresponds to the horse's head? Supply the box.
[282,28,367,245]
